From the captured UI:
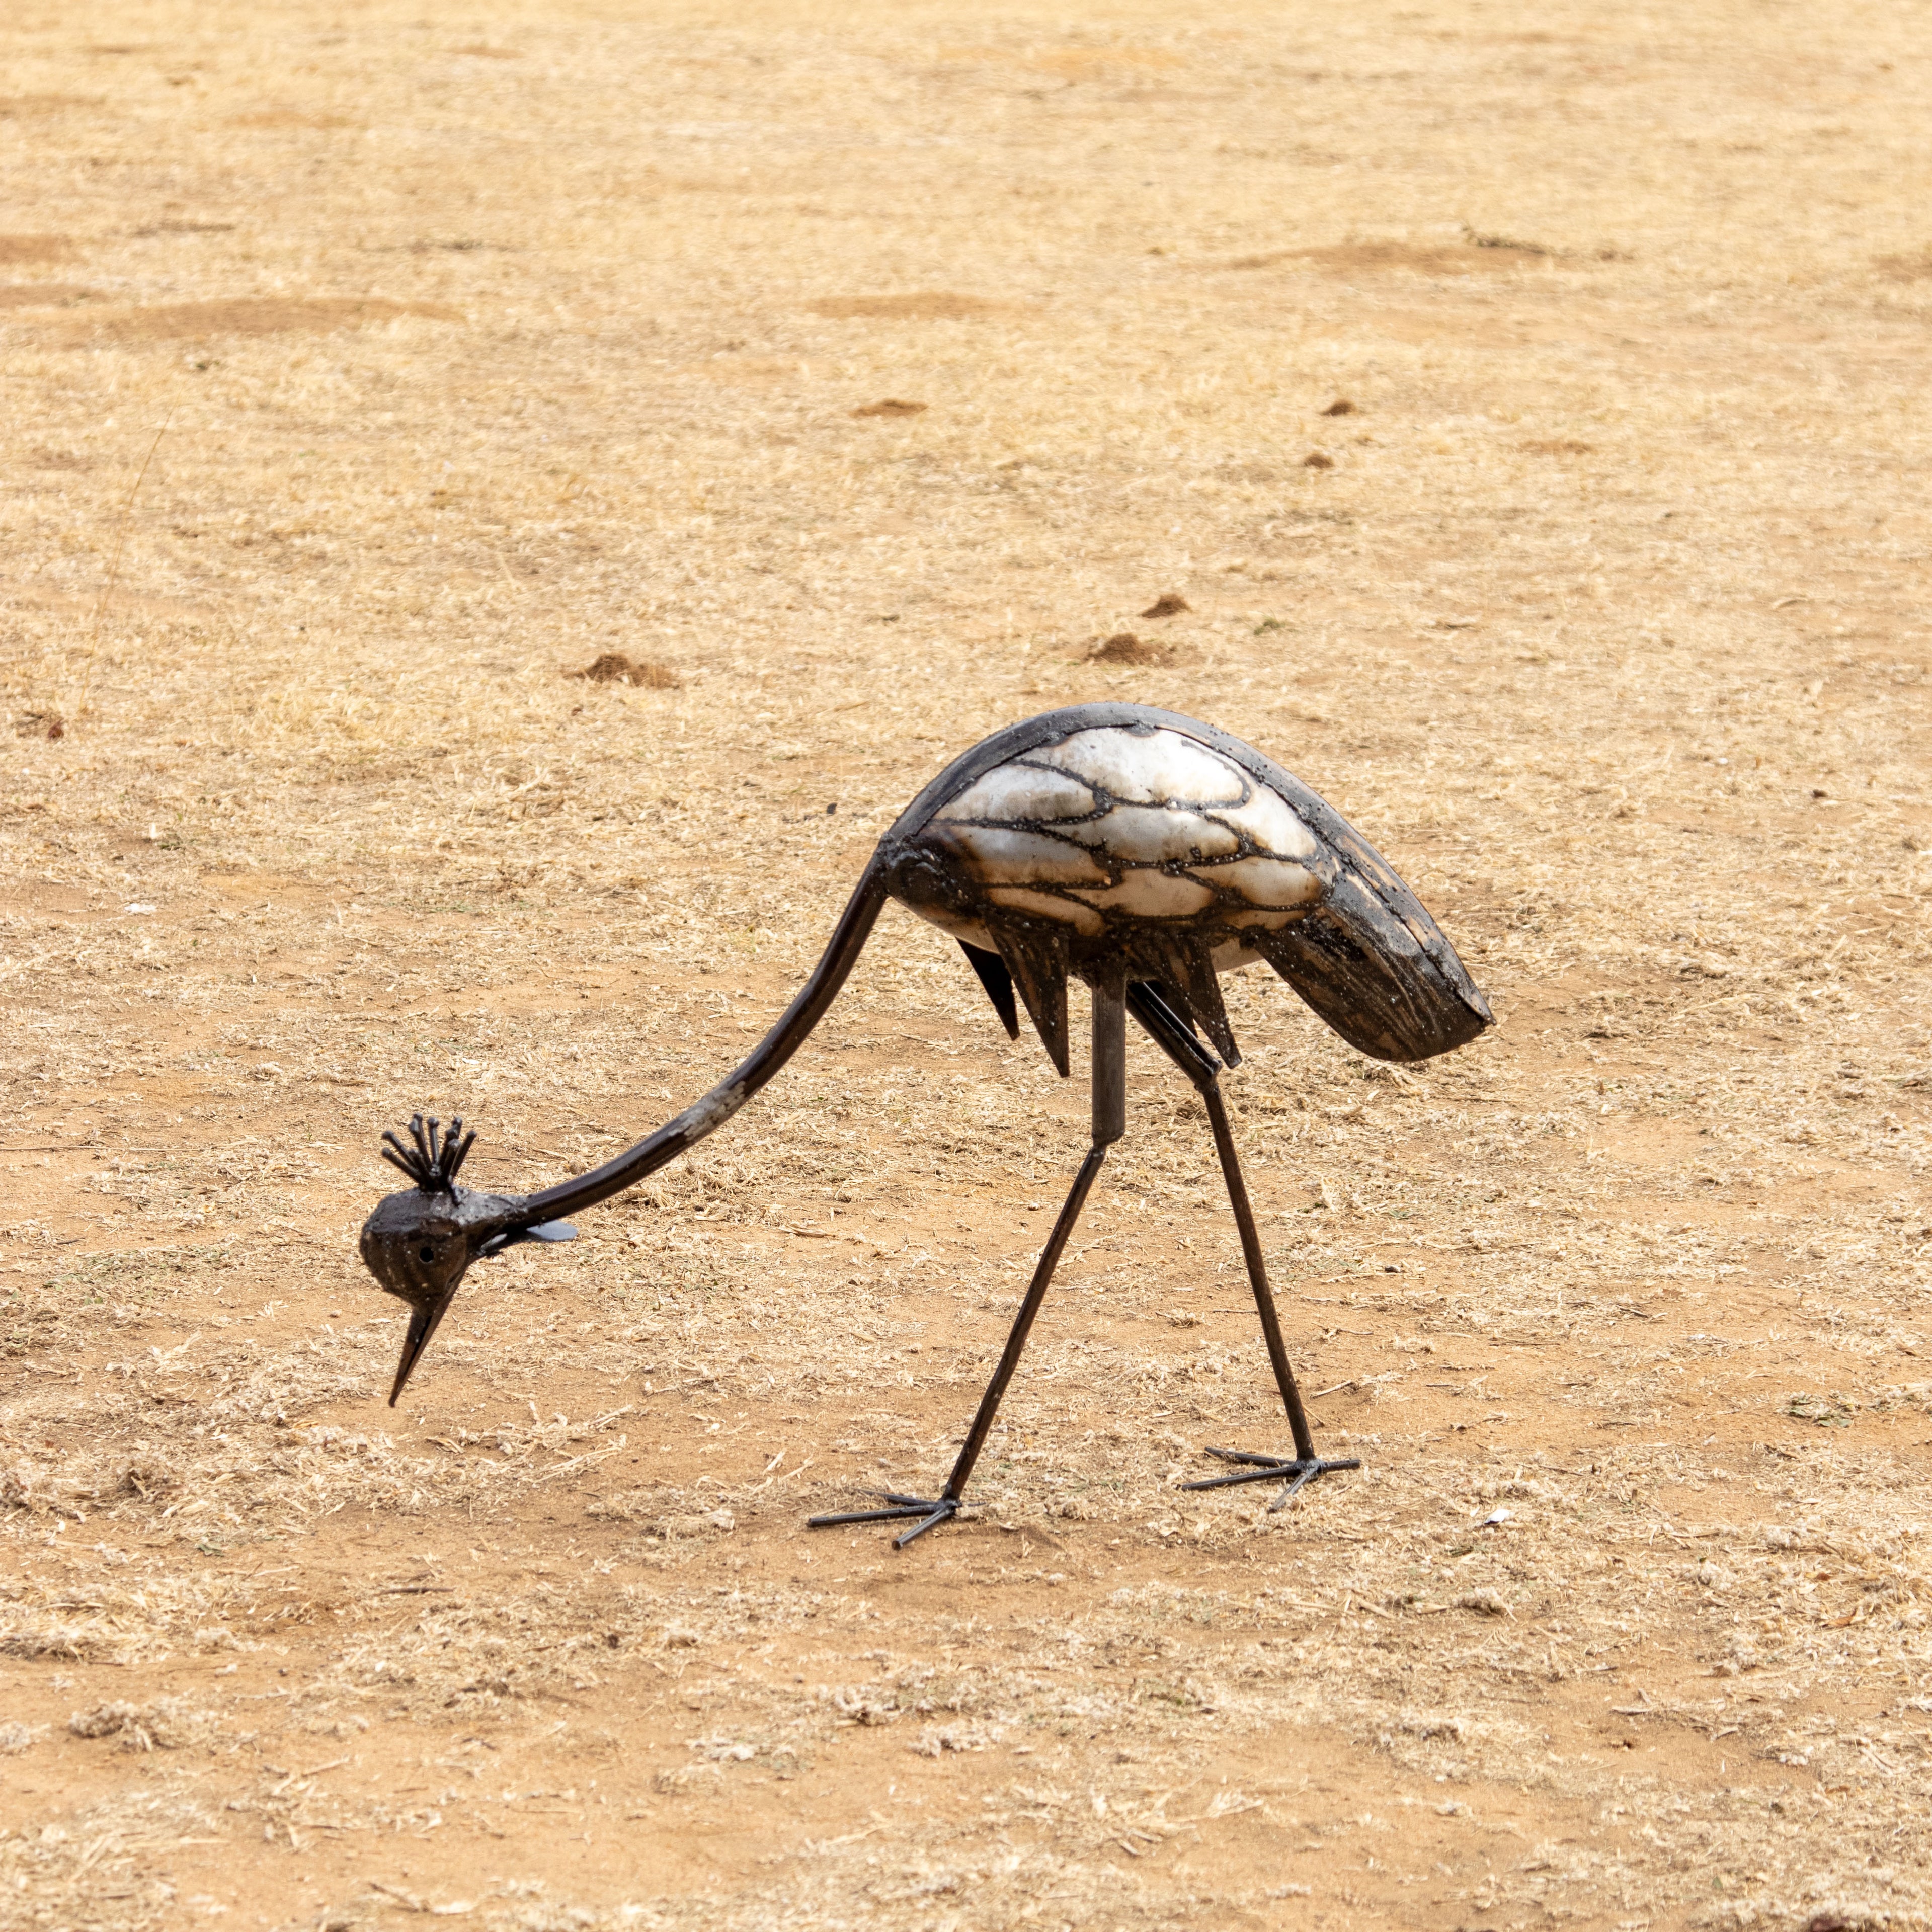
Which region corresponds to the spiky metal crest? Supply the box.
[379,1113,476,1194]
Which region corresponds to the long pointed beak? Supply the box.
[389,1289,458,1407]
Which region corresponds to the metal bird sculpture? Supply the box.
[358,703,1491,1542]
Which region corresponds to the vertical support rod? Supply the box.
[1091,970,1126,1148]
[1200,1082,1317,1463]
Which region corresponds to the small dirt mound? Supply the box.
[851,398,927,417]
[1302,451,1334,469]
[1139,593,1190,619]
[571,653,680,689]
[1088,632,1171,666]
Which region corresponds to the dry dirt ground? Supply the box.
[4,3,1931,1928]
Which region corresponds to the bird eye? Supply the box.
[418,1244,435,1263]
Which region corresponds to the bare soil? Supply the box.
[3,4,1930,1929]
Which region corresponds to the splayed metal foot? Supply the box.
[807,1493,963,1549]
[1180,1447,1362,1513]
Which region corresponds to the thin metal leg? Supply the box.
[1199,1081,1316,1461]
[1125,981,1220,1088]
[809,978,1124,1545]
[1127,981,1359,1512]
[940,1139,1107,1501]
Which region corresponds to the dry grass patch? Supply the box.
[0,234,79,263]
[807,292,1007,319]
[0,285,97,308]
[1226,238,1559,276]
[570,652,681,689]
[0,97,101,119]
[26,296,464,343]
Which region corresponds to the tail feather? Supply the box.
[958,942,1021,1041]
[993,925,1072,1077]
[1177,943,1241,1068]
[1250,876,1489,1064]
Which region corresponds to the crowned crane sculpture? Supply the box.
[359,704,1492,1545]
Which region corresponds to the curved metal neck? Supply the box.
[516,865,889,1228]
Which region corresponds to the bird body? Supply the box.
[875,704,1489,1072]
[358,702,1492,1535]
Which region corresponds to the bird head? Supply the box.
[358,1115,520,1405]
